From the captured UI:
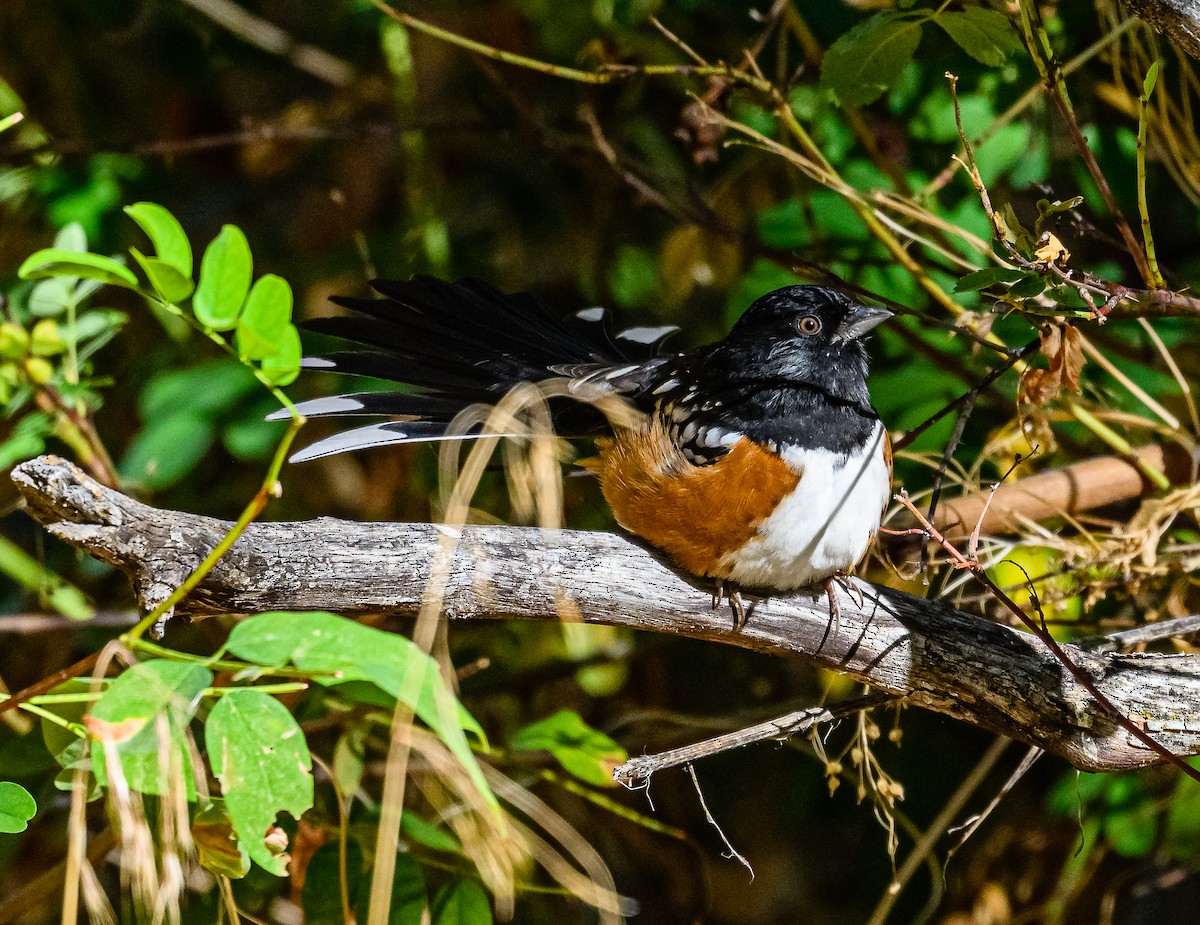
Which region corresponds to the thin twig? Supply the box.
[686,764,753,879]
[893,339,1040,451]
[944,745,1043,865]
[180,0,352,85]
[1016,1,1154,285]
[614,693,896,785]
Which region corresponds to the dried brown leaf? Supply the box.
[1020,323,1085,405]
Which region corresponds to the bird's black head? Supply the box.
[717,285,891,400]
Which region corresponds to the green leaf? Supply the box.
[401,812,462,854]
[432,880,491,925]
[88,660,211,799]
[0,782,36,834]
[356,852,426,925]
[227,612,494,809]
[63,309,128,362]
[1166,766,1200,862]
[934,8,1019,66]
[1105,806,1156,857]
[124,202,192,277]
[955,267,1026,292]
[332,723,368,802]
[40,679,91,769]
[1142,60,1160,99]
[205,689,314,877]
[608,245,659,309]
[303,840,363,925]
[820,13,923,107]
[1008,274,1047,299]
[0,429,45,471]
[223,398,288,461]
[510,710,627,787]
[227,612,486,741]
[258,323,302,386]
[756,198,808,249]
[120,411,217,490]
[53,222,88,254]
[29,319,65,356]
[1037,196,1085,218]
[193,225,252,331]
[17,248,138,288]
[131,248,194,303]
[138,358,258,423]
[975,122,1031,185]
[28,277,75,317]
[235,275,293,361]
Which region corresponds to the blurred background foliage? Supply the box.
[3,0,1200,922]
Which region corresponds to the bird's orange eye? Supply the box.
[795,315,821,336]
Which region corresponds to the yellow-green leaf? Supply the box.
[18,249,138,288]
[193,225,252,331]
[124,202,192,277]
[131,248,194,303]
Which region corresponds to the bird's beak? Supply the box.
[834,305,893,343]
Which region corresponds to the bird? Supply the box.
[276,276,893,626]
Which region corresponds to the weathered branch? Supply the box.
[1123,0,1200,60]
[13,455,1200,773]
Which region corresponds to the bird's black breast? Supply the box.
[658,380,880,465]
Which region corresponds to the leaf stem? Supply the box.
[0,692,87,732]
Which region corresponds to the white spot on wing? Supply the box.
[617,324,680,344]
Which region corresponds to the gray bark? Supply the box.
[12,455,1200,773]
[1123,0,1200,59]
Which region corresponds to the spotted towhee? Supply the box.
[281,277,892,624]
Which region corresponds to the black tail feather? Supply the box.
[268,392,468,422]
[288,276,637,460]
[289,420,496,463]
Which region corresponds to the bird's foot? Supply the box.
[822,576,842,641]
[713,579,749,631]
[832,573,864,609]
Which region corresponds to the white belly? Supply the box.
[720,425,890,590]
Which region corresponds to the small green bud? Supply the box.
[29,319,65,356]
[0,324,29,359]
[24,356,53,384]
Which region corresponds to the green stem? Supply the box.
[141,290,299,415]
[372,0,780,95]
[129,639,343,679]
[0,693,86,732]
[200,682,309,698]
[1137,65,1166,288]
[0,534,93,620]
[1068,400,1170,490]
[373,1,616,84]
[122,414,305,640]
